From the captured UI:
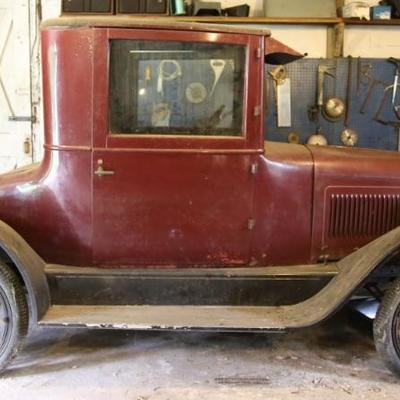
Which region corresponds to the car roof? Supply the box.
[41,16,271,37]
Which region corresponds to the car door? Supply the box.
[92,27,264,268]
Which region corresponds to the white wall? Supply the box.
[345,26,400,58]
[0,1,32,172]
[41,0,61,20]
[0,0,400,174]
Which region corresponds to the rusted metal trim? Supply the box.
[93,147,264,155]
[41,16,271,37]
[44,144,92,152]
[45,263,339,278]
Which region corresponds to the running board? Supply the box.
[39,227,400,331]
[45,263,337,306]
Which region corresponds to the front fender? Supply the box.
[0,219,50,324]
[281,225,400,328]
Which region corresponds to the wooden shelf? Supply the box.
[144,16,400,26]
[62,14,400,27]
[344,18,400,26]
[150,16,343,25]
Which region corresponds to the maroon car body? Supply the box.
[1,16,400,375]
[1,20,400,270]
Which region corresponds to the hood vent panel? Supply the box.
[327,190,400,240]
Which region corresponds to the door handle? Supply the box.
[95,159,114,177]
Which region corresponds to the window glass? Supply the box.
[109,40,246,136]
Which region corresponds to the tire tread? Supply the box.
[374,278,400,376]
[0,262,29,373]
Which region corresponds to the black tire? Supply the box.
[374,278,400,376]
[0,261,28,373]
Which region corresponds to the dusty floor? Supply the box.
[0,309,399,400]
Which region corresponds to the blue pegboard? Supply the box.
[265,58,400,150]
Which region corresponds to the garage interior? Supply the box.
[0,0,400,399]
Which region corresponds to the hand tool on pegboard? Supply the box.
[373,84,400,124]
[373,81,400,151]
[307,63,335,145]
[268,65,292,127]
[387,57,400,119]
[341,56,359,147]
[323,59,345,122]
[357,58,373,96]
[360,78,389,114]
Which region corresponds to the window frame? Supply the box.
[93,28,264,151]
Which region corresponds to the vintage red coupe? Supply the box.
[0,16,400,375]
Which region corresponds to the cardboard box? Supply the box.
[371,5,392,20]
[263,0,337,18]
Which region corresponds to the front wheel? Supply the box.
[0,262,29,373]
[374,278,400,376]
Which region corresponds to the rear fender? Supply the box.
[0,220,50,324]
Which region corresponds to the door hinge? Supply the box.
[256,47,262,59]
[250,163,258,175]
[248,219,256,231]
[254,105,261,117]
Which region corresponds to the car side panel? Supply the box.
[250,142,314,266]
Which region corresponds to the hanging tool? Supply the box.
[306,63,335,145]
[157,60,182,96]
[288,132,300,144]
[317,64,336,112]
[373,83,400,125]
[196,105,228,130]
[151,102,171,127]
[357,58,373,94]
[186,82,207,104]
[373,80,400,151]
[209,59,226,97]
[323,97,345,121]
[387,57,400,119]
[144,65,152,86]
[357,60,373,95]
[323,59,345,121]
[388,58,400,105]
[268,65,292,127]
[307,128,328,146]
[360,79,389,114]
[341,56,359,147]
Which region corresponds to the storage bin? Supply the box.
[117,0,169,15]
[62,0,114,14]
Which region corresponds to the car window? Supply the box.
[109,39,246,136]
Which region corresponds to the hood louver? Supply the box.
[327,190,400,240]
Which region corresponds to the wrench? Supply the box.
[317,64,335,109]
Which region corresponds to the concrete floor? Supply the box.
[0,309,399,400]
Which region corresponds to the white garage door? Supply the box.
[0,0,35,173]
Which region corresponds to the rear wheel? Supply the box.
[374,278,400,376]
[0,262,28,373]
